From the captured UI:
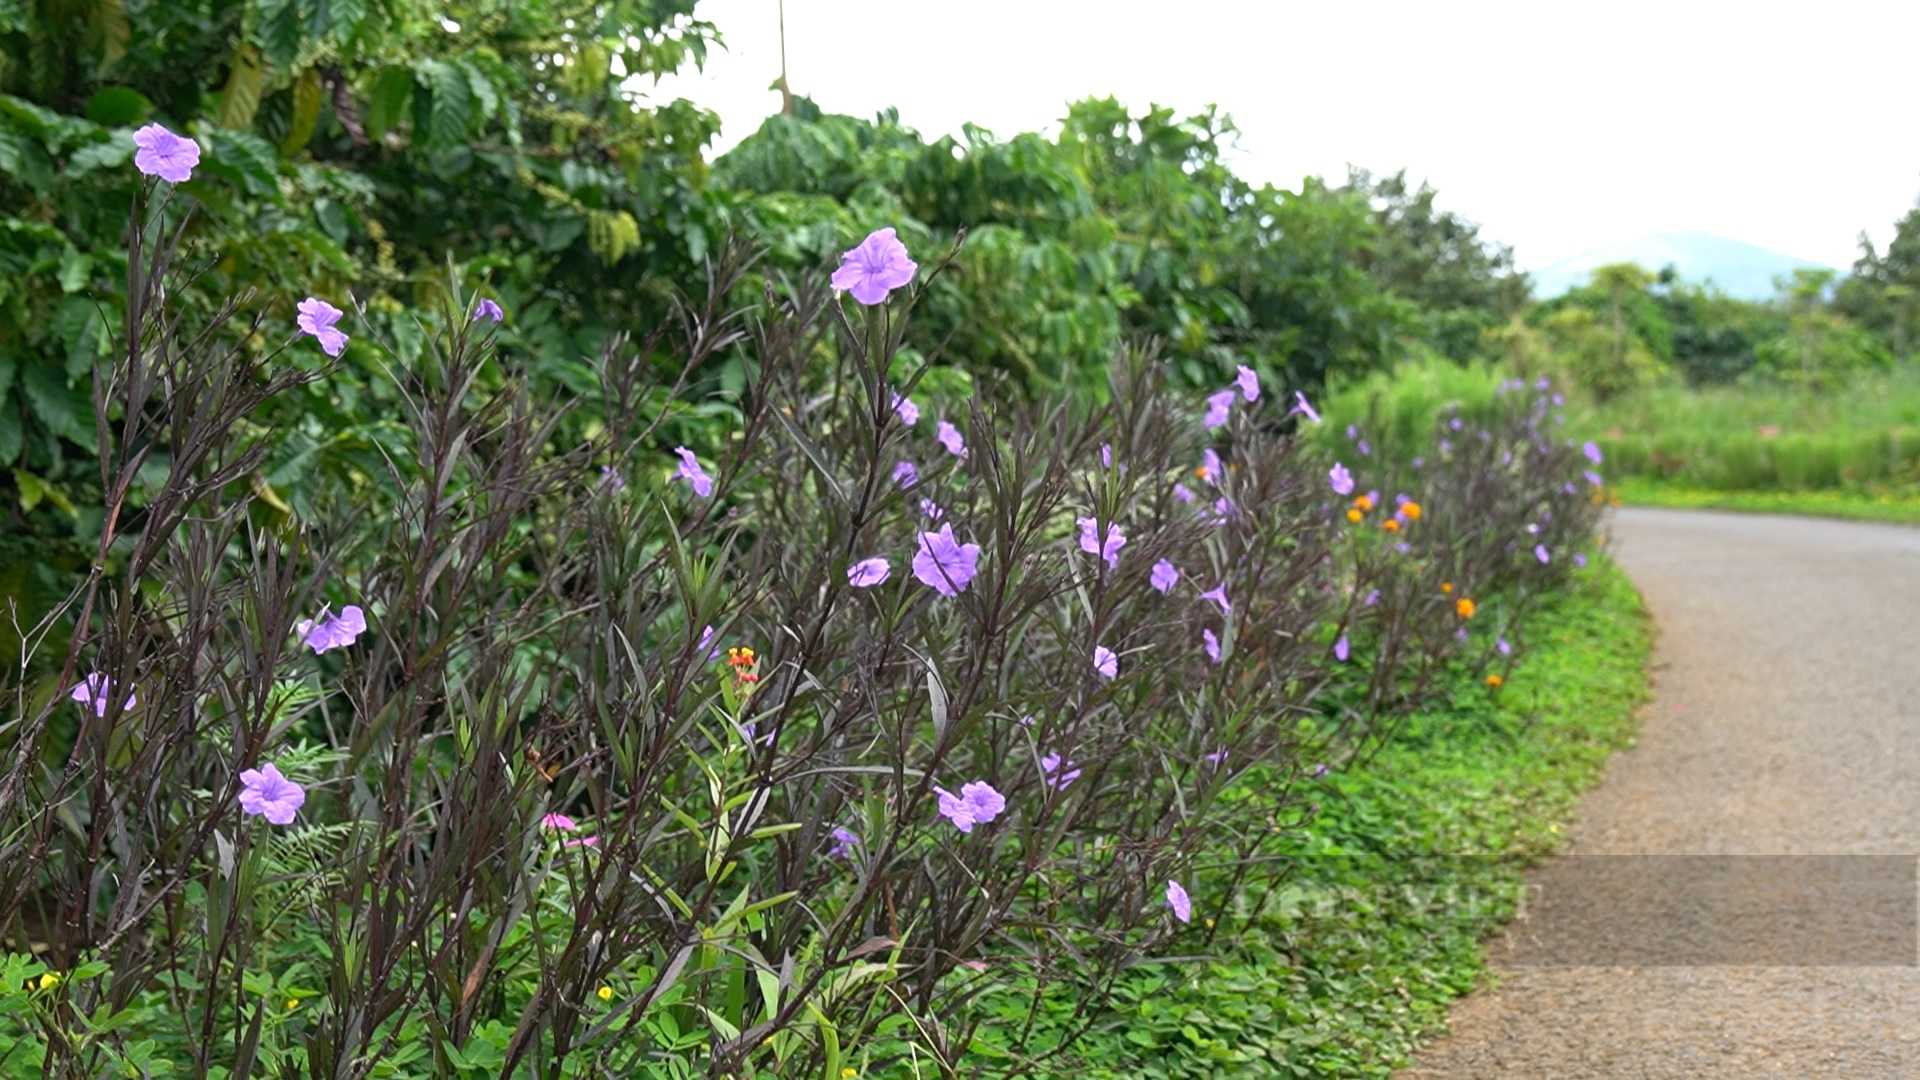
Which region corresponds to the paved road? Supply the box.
[1406,508,1920,1077]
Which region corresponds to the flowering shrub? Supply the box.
[0,156,1602,1075]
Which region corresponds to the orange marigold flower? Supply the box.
[1382,519,1400,532]
[1486,674,1503,689]
[1440,581,1453,593]
[1353,494,1375,512]
[1456,598,1476,618]
[1402,501,1421,520]
[1346,508,1363,523]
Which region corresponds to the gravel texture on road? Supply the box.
[1406,507,1920,1077]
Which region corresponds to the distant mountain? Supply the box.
[1527,232,1836,302]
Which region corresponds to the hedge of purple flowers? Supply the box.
[0,138,1604,1075]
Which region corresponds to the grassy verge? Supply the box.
[997,559,1650,1077]
[1613,477,1920,525]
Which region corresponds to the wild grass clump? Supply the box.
[0,165,1603,1077]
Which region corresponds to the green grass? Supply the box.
[991,561,1651,1077]
[1613,477,1920,525]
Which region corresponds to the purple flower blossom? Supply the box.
[697,624,718,660]
[1200,583,1231,614]
[1204,389,1235,428]
[598,465,626,494]
[1017,713,1035,727]
[1212,497,1235,525]
[1092,645,1118,679]
[473,298,504,323]
[132,123,199,183]
[892,392,920,426]
[1563,482,1577,495]
[1358,438,1371,457]
[1150,559,1179,593]
[828,826,861,859]
[919,498,945,521]
[1101,443,1113,468]
[1367,490,1380,507]
[912,524,980,596]
[1583,440,1603,465]
[1291,390,1320,422]
[1553,393,1565,406]
[1235,365,1260,402]
[847,558,890,588]
[893,460,920,488]
[1347,424,1359,439]
[1573,553,1588,568]
[1203,748,1229,766]
[297,605,367,654]
[1497,636,1512,656]
[1450,417,1464,431]
[1041,752,1082,790]
[542,813,579,830]
[1364,588,1380,606]
[296,297,349,357]
[69,673,134,717]
[1329,463,1354,496]
[674,447,713,496]
[1077,517,1127,570]
[1584,469,1604,487]
[237,763,306,826]
[1334,635,1349,662]
[1313,763,1331,778]
[935,780,1006,833]
[831,227,918,305]
[1535,544,1551,564]
[1173,482,1196,504]
[1199,448,1224,486]
[1165,880,1192,923]
[1201,628,1221,663]
[935,420,966,456]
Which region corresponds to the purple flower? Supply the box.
[1583,440,1603,465]
[1364,588,1380,606]
[1017,713,1035,727]
[1076,517,1127,570]
[1313,763,1331,778]
[69,673,134,717]
[1199,449,1224,486]
[1200,584,1231,615]
[297,605,367,654]
[1497,636,1512,656]
[892,392,919,426]
[828,826,861,859]
[1203,748,1229,766]
[1553,393,1565,406]
[1329,463,1354,496]
[1334,635,1349,662]
[237,763,306,826]
[1347,424,1359,439]
[697,624,720,660]
[598,465,626,494]
[1584,469,1604,487]
[831,227,918,305]
[1165,880,1192,923]
[1092,645,1118,679]
[473,298,504,323]
[847,558,890,588]
[1204,389,1235,428]
[296,297,349,357]
[1366,490,1380,507]
[1450,417,1464,431]
[918,497,945,520]
[1173,482,1196,504]
[1201,628,1221,663]
[1235,365,1260,402]
[912,524,980,596]
[1291,390,1320,422]
[1150,559,1179,593]
[1536,376,1552,391]
[935,780,1006,833]
[1573,553,1588,568]
[1041,752,1082,790]
[1535,544,1550,564]
[1563,482,1577,494]
[893,460,920,488]
[132,123,199,183]
[674,447,713,497]
[935,420,966,457]
[1358,438,1371,457]
[1212,496,1235,525]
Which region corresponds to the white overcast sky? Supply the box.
[647,0,1920,272]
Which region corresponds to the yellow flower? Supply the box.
[596,985,613,1002]
[1345,508,1363,523]
[1440,581,1452,593]
[842,1070,859,1079]
[1456,598,1476,619]
[1382,519,1400,533]
[287,998,300,1010]
[36,972,60,990]
[1486,674,1503,689]
[1401,501,1421,520]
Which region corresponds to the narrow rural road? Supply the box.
[1407,507,1920,1077]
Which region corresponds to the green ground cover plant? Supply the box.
[997,558,1649,1077]
[1609,478,1920,525]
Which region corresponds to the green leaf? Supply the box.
[84,86,149,127]
[216,41,269,130]
[0,403,20,466]
[330,0,369,41]
[63,131,133,177]
[21,358,90,443]
[57,249,92,293]
[280,66,324,154]
[417,59,472,146]
[253,0,304,68]
[363,66,414,141]
[206,130,279,197]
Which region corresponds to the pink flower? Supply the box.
[912,524,980,596]
[564,836,600,849]
[132,123,199,183]
[847,557,891,588]
[1165,880,1192,923]
[1093,645,1118,680]
[297,605,367,654]
[238,763,306,826]
[831,227,919,305]
[541,813,579,831]
[296,298,349,357]
[935,781,1006,832]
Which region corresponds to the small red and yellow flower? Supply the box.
[726,647,760,688]
[1486,673,1503,689]
[1456,598,1476,619]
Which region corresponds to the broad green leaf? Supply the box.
[216,41,268,130]
[363,66,414,141]
[63,131,132,177]
[253,0,303,68]
[280,66,324,154]
[83,86,149,127]
[417,59,471,147]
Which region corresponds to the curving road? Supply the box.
[1407,507,1920,1077]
